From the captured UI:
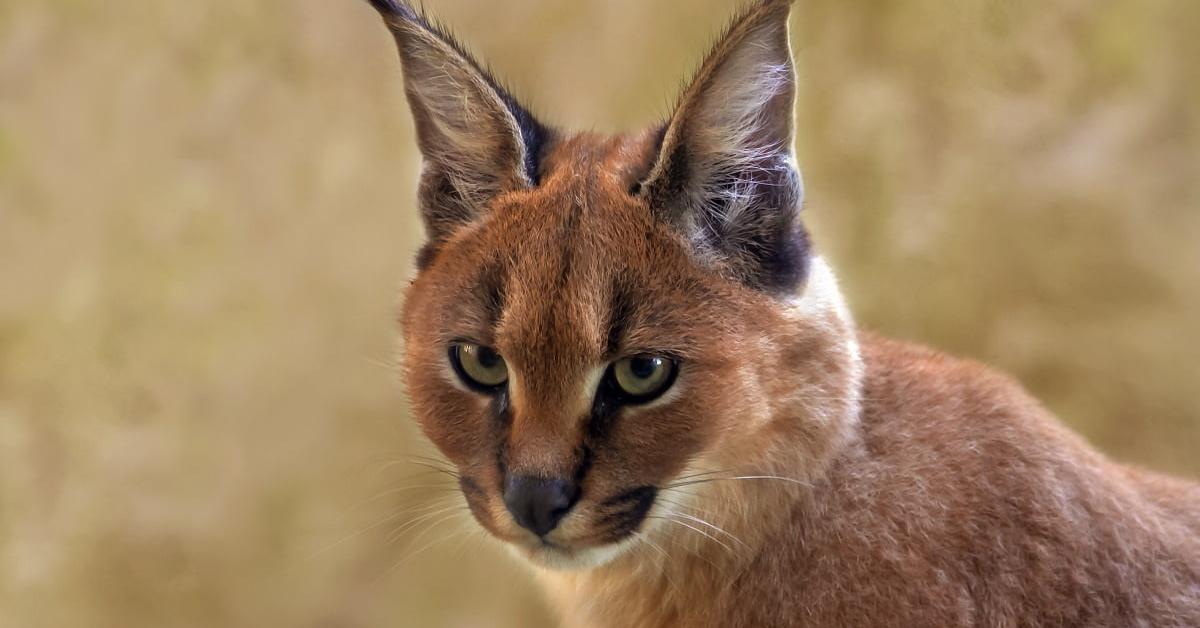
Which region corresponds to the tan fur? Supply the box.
[365,0,1200,625]
[542,331,1200,627]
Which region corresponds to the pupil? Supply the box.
[476,346,499,369]
[630,357,658,379]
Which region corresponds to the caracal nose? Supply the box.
[503,475,579,537]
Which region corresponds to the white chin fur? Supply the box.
[511,537,635,571]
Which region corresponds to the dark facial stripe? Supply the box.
[551,198,582,297]
[475,262,507,330]
[492,388,512,492]
[590,279,634,441]
[605,277,633,358]
[459,475,484,496]
[573,445,594,498]
[594,485,658,542]
[587,386,621,442]
[600,485,657,509]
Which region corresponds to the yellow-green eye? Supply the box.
[611,355,676,401]
[450,343,508,391]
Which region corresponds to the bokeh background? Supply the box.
[1,0,1197,626]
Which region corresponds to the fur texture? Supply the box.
[639,0,808,293]
[369,0,548,253]
[364,0,1200,625]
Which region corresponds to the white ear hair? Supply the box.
[368,0,546,244]
[684,40,798,242]
[639,0,807,294]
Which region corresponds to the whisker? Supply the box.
[637,534,682,594]
[350,484,460,510]
[376,526,474,585]
[448,528,487,561]
[649,521,726,572]
[407,459,461,479]
[653,494,709,513]
[648,515,736,555]
[304,508,411,561]
[363,355,401,373]
[728,474,812,487]
[366,459,446,479]
[668,512,748,548]
[385,502,469,545]
[407,453,455,466]
[670,468,732,482]
[365,454,458,479]
[640,535,671,562]
[666,475,812,490]
[653,495,740,531]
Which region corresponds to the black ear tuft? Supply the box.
[365,0,419,22]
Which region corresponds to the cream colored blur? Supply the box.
[0,1,1197,626]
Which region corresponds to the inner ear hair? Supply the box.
[637,0,808,294]
[367,0,549,247]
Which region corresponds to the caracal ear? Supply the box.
[366,0,548,255]
[637,0,807,294]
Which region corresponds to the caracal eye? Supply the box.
[450,342,508,391]
[611,355,676,401]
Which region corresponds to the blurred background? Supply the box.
[1,0,1197,626]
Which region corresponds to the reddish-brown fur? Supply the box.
[365,0,1200,625]
[539,335,1200,628]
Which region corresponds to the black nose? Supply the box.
[503,475,579,537]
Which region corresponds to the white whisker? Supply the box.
[669,512,748,549]
[304,509,410,561]
[376,526,474,585]
[666,474,812,490]
[385,502,469,545]
[648,515,737,556]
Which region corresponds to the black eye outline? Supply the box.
[447,342,508,394]
[601,354,679,405]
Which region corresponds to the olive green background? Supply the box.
[1,1,1197,626]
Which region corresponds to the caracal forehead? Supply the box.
[433,133,750,400]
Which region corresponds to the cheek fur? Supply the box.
[590,373,725,489]
[405,344,499,466]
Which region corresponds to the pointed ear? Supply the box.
[367,0,547,247]
[637,0,807,293]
